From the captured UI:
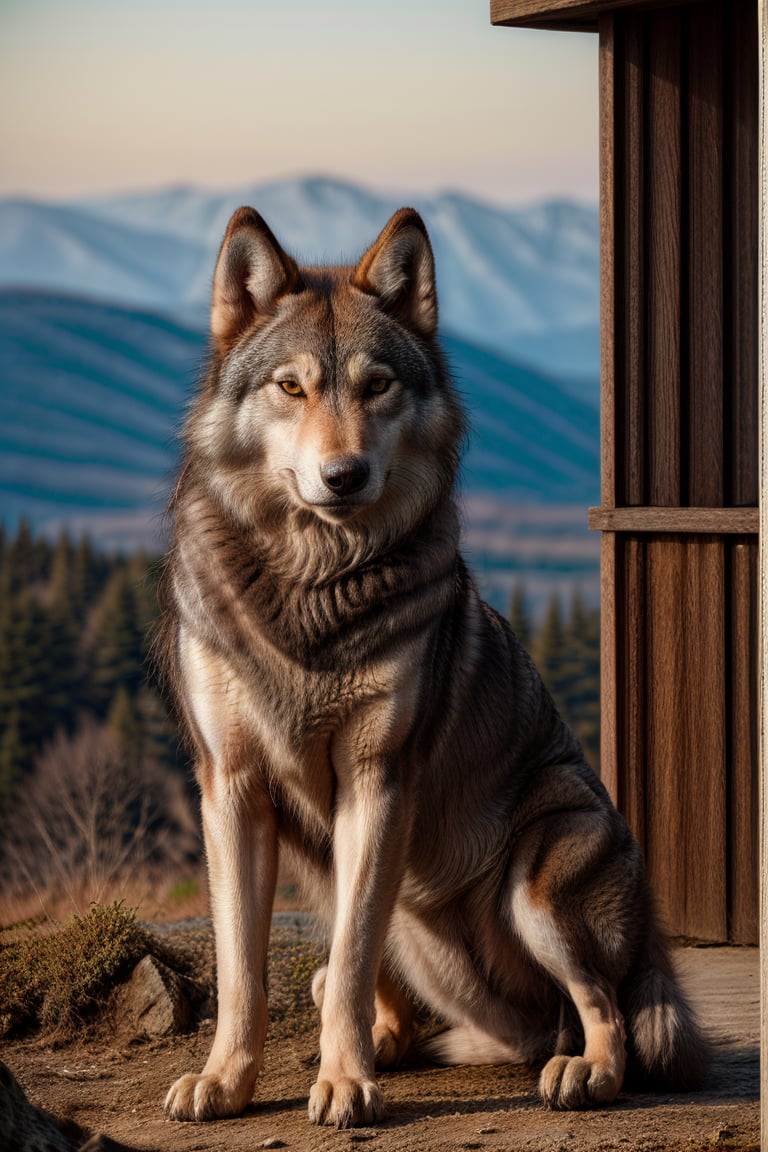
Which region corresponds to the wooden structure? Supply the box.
[492,0,760,944]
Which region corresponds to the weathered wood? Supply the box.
[687,2,724,506]
[728,541,758,944]
[497,0,761,952]
[757,0,768,1137]
[622,13,646,506]
[588,506,759,532]
[727,0,759,507]
[599,12,617,510]
[644,538,685,930]
[599,531,618,803]
[645,537,727,940]
[646,10,682,507]
[618,535,646,855]
[682,536,727,938]
[491,0,690,31]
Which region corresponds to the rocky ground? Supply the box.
[0,917,759,1152]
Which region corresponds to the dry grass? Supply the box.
[0,902,148,1040]
[0,898,325,1046]
[1,858,305,931]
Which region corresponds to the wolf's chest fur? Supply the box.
[170,490,443,842]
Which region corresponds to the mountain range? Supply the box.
[0,177,601,609]
[0,176,599,391]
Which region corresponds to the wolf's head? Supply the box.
[184,207,465,548]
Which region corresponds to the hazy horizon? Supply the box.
[1,1,598,208]
[3,171,600,215]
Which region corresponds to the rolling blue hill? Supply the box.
[0,290,599,605]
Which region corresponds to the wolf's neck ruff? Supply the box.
[172,472,461,672]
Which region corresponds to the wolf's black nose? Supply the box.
[321,455,370,496]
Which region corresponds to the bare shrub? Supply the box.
[0,718,198,921]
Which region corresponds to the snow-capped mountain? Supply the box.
[0,177,599,393]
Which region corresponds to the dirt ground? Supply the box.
[2,938,759,1152]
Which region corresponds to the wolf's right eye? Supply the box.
[277,379,305,397]
[368,377,393,395]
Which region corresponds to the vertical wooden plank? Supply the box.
[646,536,727,940]
[599,531,619,802]
[688,2,724,506]
[728,0,759,507]
[645,537,685,926]
[729,540,759,944]
[599,12,617,512]
[647,10,682,507]
[682,535,727,939]
[619,535,646,856]
[623,14,646,507]
[757,1,767,1138]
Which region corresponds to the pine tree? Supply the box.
[49,530,75,607]
[45,534,81,733]
[5,518,36,595]
[508,583,533,650]
[108,685,142,770]
[0,709,25,810]
[564,589,600,772]
[70,534,105,622]
[89,567,147,715]
[533,595,571,717]
[0,594,57,792]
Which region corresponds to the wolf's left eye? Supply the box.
[277,379,304,397]
[368,377,392,395]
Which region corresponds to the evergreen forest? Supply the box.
[0,522,600,915]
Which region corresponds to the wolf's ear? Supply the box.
[211,207,300,353]
[353,208,437,339]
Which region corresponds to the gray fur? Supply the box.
[158,206,708,1128]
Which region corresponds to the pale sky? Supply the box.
[0,0,599,207]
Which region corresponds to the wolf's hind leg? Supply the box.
[311,965,416,1068]
[537,977,626,1109]
[373,969,416,1067]
[510,810,636,1109]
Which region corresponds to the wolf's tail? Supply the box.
[621,929,710,1090]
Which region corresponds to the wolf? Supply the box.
[160,205,708,1128]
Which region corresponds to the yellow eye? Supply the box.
[278,379,304,397]
[369,377,392,395]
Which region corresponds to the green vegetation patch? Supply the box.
[0,902,148,1039]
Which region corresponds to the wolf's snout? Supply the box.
[321,455,370,497]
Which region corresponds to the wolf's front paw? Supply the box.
[308,1075,384,1128]
[164,1071,254,1121]
[539,1054,621,1110]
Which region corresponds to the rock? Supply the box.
[116,954,191,1038]
[0,1060,75,1152]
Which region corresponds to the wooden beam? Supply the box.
[491,0,699,32]
[588,506,759,533]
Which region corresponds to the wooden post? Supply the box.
[759,4,768,1146]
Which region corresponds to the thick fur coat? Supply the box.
[160,207,708,1128]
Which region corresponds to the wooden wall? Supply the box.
[595,0,759,942]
